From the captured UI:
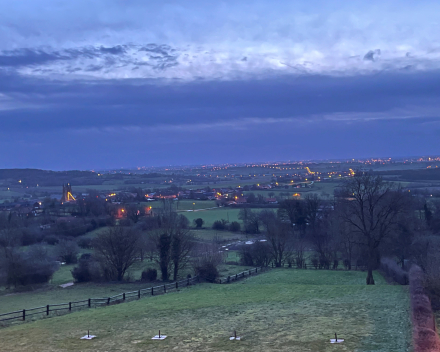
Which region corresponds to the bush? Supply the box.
[194,218,204,228]
[56,240,80,264]
[0,246,59,287]
[380,257,408,285]
[43,234,59,245]
[228,221,241,232]
[212,220,227,230]
[77,237,93,249]
[72,257,102,283]
[141,268,157,282]
[21,228,43,246]
[195,262,219,282]
[409,265,440,351]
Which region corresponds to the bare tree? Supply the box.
[94,226,141,281]
[261,212,293,267]
[339,173,410,284]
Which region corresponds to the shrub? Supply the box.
[141,268,157,282]
[212,220,227,230]
[72,257,102,283]
[195,262,219,282]
[380,257,408,285]
[194,218,204,228]
[409,265,440,351]
[43,234,59,245]
[21,228,43,246]
[228,221,241,232]
[0,246,59,287]
[56,240,80,264]
[77,237,93,249]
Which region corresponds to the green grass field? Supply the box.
[0,261,250,315]
[183,208,242,227]
[0,269,411,352]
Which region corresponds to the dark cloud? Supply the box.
[0,70,439,169]
[0,48,68,67]
[363,49,381,62]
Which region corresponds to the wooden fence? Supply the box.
[217,266,268,284]
[0,266,269,326]
[0,276,199,325]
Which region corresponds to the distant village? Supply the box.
[0,179,316,222]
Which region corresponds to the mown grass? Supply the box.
[0,269,411,352]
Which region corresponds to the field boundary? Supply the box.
[409,265,440,352]
[0,276,199,326]
[0,266,269,327]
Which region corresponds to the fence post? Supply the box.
[227,276,230,283]
[256,267,258,273]
[107,297,110,305]
[235,274,238,280]
[123,293,126,301]
[88,298,91,308]
[69,302,72,311]
[23,309,25,321]
[46,305,49,315]
[152,287,154,296]
[187,277,190,286]
[164,285,166,293]
[138,290,141,299]
[176,282,178,289]
[249,270,251,275]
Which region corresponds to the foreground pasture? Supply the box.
[0,269,411,352]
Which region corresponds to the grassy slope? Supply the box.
[0,262,250,315]
[0,269,411,352]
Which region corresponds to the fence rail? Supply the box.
[217,266,269,284]
[0,266,271,326]
[0,276,200,325]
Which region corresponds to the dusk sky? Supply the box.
[1,0,440,170]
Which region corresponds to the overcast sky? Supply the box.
[1,0,439,170]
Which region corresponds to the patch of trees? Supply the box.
[0,229,59,287]
[235,173,432,287]
[152,211,194,281]
[212,219,241,232]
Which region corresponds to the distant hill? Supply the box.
[0,169,103,187]
[377,168,440,181]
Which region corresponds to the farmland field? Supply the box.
[0,269,412,352]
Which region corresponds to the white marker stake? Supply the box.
[330,333,344,344]
[152,330,167,340]
[230,331,241,341]
[80,330,96,340]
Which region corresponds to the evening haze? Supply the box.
[1,0,439,170]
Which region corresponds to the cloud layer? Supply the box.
[1,0,440,80]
